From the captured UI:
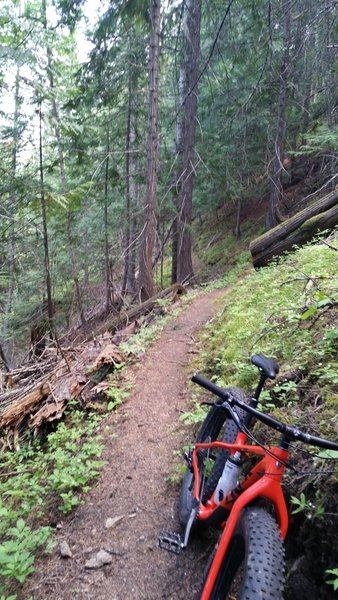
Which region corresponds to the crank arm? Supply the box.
[182,499,199,548]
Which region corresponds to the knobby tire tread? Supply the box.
[198,507,285,600]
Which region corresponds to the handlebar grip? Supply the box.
[191,373,228,399]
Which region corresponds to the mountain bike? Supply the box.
[159,354,338,599]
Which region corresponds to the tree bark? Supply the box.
[172,0,202,284]
[266,0,291,230]
[139,0,161,300]
[172,63,184,285]
[104,129,113,314]
[122,73,138,297]
[39,100,54,337]
[251,190,338,254]
[234,199,242,239]
[0,341,10,372]
[252,206,338,268]
[325,0,337,188]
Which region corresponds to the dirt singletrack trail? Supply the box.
[28,287,228,600]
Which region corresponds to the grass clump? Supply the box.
[200,239,337,396]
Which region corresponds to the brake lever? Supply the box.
[222,400,244,431]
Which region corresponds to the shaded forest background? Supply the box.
[0,0,337,369]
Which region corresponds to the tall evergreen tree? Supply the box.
[139,0,161,300]
[172,0,202,284]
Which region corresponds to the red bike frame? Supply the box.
[191,432,289,600]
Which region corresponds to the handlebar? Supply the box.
[192,373,338,451]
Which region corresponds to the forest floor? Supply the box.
[25,286,228,600]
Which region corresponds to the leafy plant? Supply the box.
[325,568,338,592]
[0,519,51,584]
[106,385,130,411]
[290,491,325,520]
[272,380,298,406]
[0,410,106,591]
[179,401,209,426]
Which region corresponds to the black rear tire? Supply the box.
[199,507,285,600]
[178,388,247,527]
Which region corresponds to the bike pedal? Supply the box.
[159,529,182,554]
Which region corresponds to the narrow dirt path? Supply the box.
[28,288,227,600]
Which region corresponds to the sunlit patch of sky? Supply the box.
[1,0,182,161]
[77,0,110,62]
[0,0,107,161]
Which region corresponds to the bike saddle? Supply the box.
[251,354,279,379]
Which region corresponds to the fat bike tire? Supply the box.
[178,388,247,528]
[199,507,285,600]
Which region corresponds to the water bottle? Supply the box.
[214,451,242,504]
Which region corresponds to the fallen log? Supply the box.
[1,381,52,428]
[0,337,122,438]
[250,191,338,268]
[91,283,186,338]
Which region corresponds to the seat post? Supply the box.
[253,371,268,404]
[242,371,267,430]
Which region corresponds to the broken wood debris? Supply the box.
[0,284,186,447]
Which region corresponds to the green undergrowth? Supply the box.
[196,235,337,433]
[0,407,105,596]
[186,234,337,443]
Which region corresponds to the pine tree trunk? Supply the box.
[39,100,54,337]
[266,0,291,230]
[0,341,10,372]
[171,64,185,285]
[139,0,161,300]
[172,0,202,283]
[122,74,138,296]
[104,130,113,313]
[234,199,242,239]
